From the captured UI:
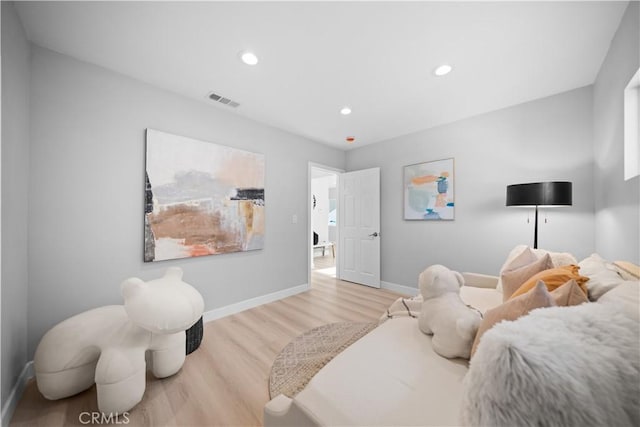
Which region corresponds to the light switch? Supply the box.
[292,214,298,224]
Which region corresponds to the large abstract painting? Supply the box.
[144,129,265,262]
[403,158,455,220]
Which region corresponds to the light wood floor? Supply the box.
[10,255,403,427]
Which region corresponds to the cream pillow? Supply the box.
[586,270,626,301]
[550,279,589,307]
[497,246,577,292]
[501,253,553,301]
[533,248,578,268]
[579,253,611,276]
[471,281,556,358]
[613,261,640,281]
[496,245,536,292]
[579,254,625,300]
[598,281,640,321]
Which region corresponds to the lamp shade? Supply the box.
[506,182,572,207]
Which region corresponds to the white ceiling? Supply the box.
[15,1,628,150]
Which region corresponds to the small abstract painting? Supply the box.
[144,129,265,262]
[403,158,455,220]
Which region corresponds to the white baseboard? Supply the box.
[2,361,34,427]
[203,283,310,323]
[381,281,419,297]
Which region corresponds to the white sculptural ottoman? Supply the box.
[34,267,204,414]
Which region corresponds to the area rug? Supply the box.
[269,322,377,399]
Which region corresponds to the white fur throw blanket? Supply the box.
[462,303,640,427]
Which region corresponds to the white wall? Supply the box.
[346,87,595,289]
[1,1,30,410]
[593,1,640,264]
[26,46,345,357]
[328,186,337,242]
[311,176,331,244]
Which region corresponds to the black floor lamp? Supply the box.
[506,182,572,249]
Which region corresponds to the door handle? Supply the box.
[368,232,379,238]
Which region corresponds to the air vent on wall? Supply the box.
[207,92,240,108]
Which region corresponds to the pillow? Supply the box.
[533,248,578,268]
[578,253,610,276]
[500,253,553,301]
[470,281,556,358]
[578,254,626,300]
[613,261,640,281]
[462,302,640,427]
[550,279,588,306]
[598,281,640,321]
[496,245,537,292]
[509,265,588,299]
[586,269,626,301]
[496,246,577,292]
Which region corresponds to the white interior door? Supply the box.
[338,167,380,288]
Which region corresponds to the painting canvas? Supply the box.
[404,158,455,220]
[144,129,265,262]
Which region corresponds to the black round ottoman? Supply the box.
[185,316,203,355]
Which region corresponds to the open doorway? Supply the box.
[309,164,341,285]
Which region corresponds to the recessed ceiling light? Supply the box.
[340,106,352,115]
[434,64,453,76]
[240,51,259,66]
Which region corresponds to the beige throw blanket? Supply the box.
[379,295,423,324]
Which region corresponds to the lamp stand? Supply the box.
[533,205,538,249]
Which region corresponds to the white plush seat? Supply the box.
[34,267,204,414]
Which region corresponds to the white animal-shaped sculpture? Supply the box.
[34,267,204,413]
[418,264,482,359]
